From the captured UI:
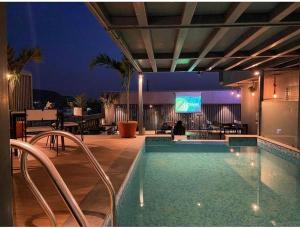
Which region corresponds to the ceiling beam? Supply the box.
[225,27,300,70]
[86,3,142,72]
[110,12,300,27]
[207,2,300,71]
[133,51,300,60]
[243,40,300,70]
[267,57,299,68]
[133,2,157,72]
[171,2,197,72]
[188,3,250,72]
[109,21,300,30]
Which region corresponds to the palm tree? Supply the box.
[99,92,119,109]
[7,45,42,89]
[90,54,134,121]
[68,94,87,109]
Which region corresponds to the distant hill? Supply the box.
[33,89,74,109]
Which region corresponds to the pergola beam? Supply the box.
[267,57,300,68]
[133,51,300,60]
[243,40,300,70]
[109,13,300,28]
[171,2,197,72]
[207,2,300,71]
[86,3,142,73]
[225,27,300,70]
[188,3,250,72]
[133,2,157,72]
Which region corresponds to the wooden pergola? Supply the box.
[87,2,300,72]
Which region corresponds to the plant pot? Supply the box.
[118,121,137,138]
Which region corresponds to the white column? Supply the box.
[138,73,144,135]
[0,3,13,226]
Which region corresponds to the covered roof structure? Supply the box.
[87,2,300,73]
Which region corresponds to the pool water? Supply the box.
[117,139,300,226]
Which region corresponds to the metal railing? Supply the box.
[10,139,88,226]
[27,130,116,226]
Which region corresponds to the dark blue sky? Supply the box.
[7,2,223,98]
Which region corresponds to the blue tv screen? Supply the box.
[175,93,202,113]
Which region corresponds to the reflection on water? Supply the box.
[117,143,300,226]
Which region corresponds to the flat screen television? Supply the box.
[175,92,202,113]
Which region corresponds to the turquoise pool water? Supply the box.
[117,139,300,226]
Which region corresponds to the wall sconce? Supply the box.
[248,81,257,97]
[6,73,13,81]
[254,70,260,76]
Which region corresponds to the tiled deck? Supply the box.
[12,134,146,226]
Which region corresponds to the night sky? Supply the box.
[7,2,223,99]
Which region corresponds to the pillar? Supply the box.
[138,73,144,134]
[0,3,13,226]
[257,70,264,136]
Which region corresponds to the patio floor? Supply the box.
[12,134,146,226]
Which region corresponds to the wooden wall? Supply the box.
[9,74,33,111]
[115,104,241,130]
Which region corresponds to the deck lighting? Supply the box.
[251,203,260,212]
[197,202,201,207]
[235,152,240,157]
[236,93,240,98]
[250,160,255,167]
[149,104,153,109]
[231,91,235,95]
[251,92,255,96]
[230,148,235,153]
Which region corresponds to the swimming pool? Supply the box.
[116,137,300,226]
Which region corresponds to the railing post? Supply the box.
[0,3,14,226]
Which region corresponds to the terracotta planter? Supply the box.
[118,121,137,138]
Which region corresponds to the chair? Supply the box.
[25,109,60,154]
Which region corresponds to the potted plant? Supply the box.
[90,54,137,138]
[99,92,119,125]
[68,94,87,116]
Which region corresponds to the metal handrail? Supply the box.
[10,139,88,227]
[29,130,116,226]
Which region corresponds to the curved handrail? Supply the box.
[29,130,116,226]
[11,139,88,227]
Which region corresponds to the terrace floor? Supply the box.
[12,134,147,226]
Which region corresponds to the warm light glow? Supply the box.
[250,160,255,167]
[251,92,255,97]
[273,93,277,99]
[149,104,153,108]
[230,148,235,153]
[138,73,144,83]
[254,71,260,76]
[197,202,201,207]
[251,203,260,212]
[6,73,13,80]
[231,91,235,95]
[235,152,240,157]
[236,93,241,98]
[140,202,144,208]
